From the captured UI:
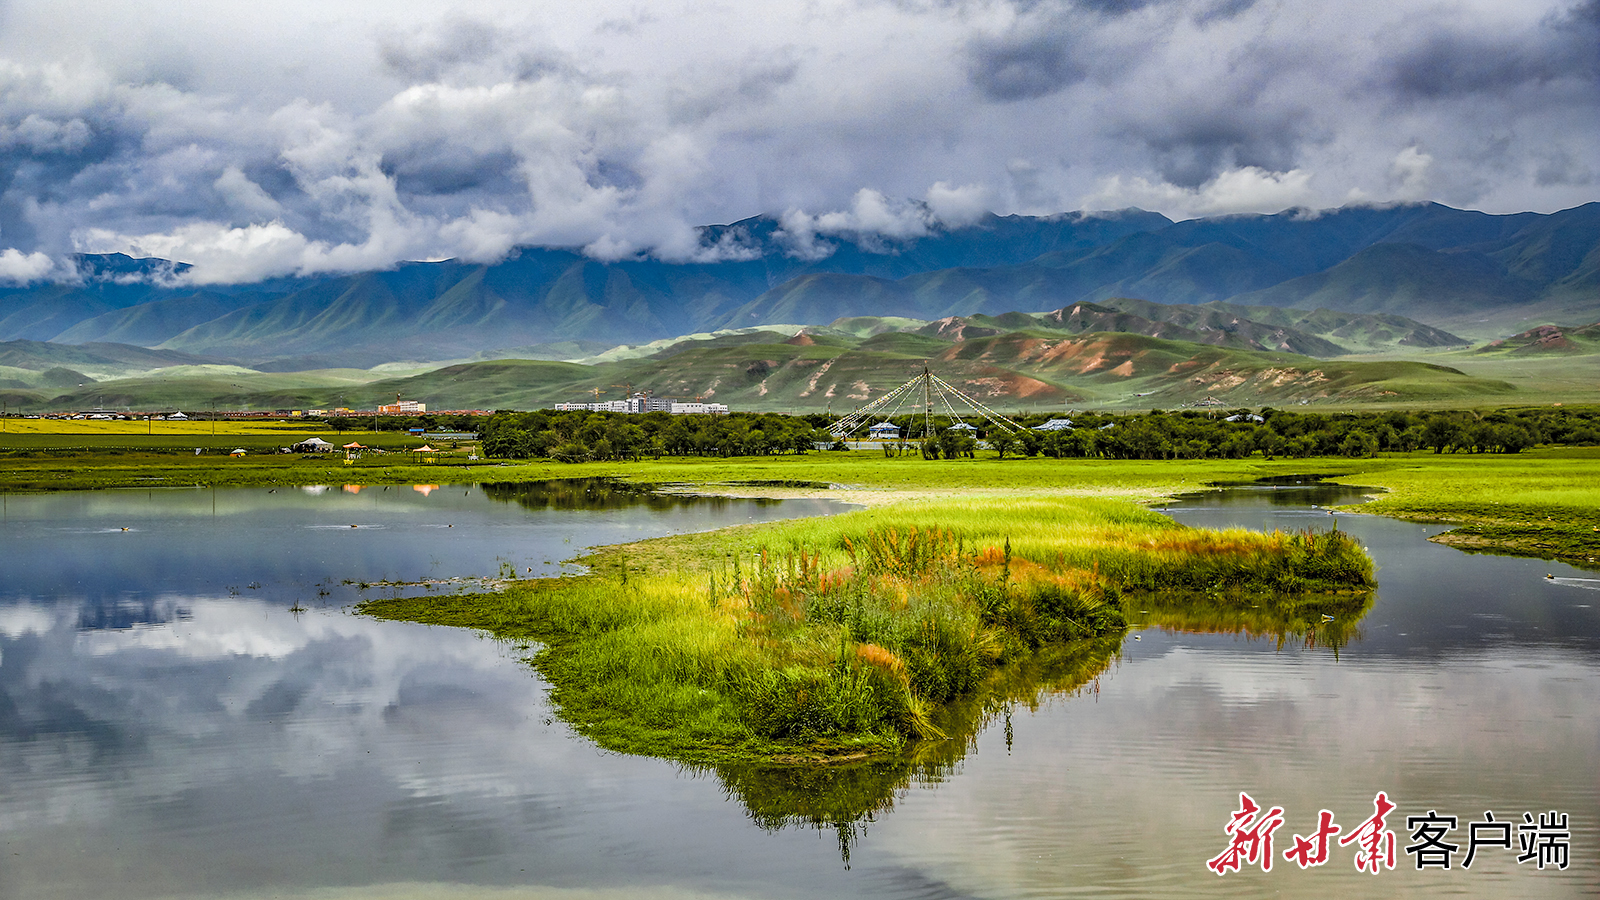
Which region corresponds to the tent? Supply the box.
[342,442,366,449]
[292,438,335,452]
[867,423,901,438]
[1033,418,1074,431]
[229,448,247,457]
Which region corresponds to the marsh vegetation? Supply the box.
[361,495,1376,765]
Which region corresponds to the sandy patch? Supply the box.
[800,359,833,397]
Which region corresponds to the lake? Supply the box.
[0,480,1595,898]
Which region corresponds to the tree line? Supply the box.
[462,406,1600,462]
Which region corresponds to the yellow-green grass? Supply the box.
[1331,350,1600,407]
[4,429,1598,567]
[1326,447,1600,566]
[1,419,330,436]
[0,437,1294,493]
[361,495,1374,765]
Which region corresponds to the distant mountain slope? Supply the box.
[20,323,1517,414]
[842,298,1462,357]
[0,203,1591,367]
[712,203,1596,341]
[0,339,220,376]
[1228,243,1540,318]
[1474,322,1600,356]
[1091,297,1468,352]
[54,291,266,345]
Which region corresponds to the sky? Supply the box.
[0,0,1595,283]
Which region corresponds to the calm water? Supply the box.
[1,480,1596,899]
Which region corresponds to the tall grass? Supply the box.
[361,495,1376,763]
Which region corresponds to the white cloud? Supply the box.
[815,188,933,239]
[772,208,835,261]
[924,181,992,226]
[1389,145,1433,200]
[1080,167,1319,219]
[76,220,417,284]
[0,247,59,283]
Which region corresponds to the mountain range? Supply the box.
[6,305,1519,414]
[1,201,1594,371]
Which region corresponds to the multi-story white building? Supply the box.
[553,394,727,415]
[669,401,729,415]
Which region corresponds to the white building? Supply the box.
[669,401,729,415]
[554,395,726,415]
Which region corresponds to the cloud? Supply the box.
[772,208,835,261]
[1080,166,1317,218]
[768,185,994,260]
[0,0,1589,282]
[815,189,933,239]
[0,247,59,283]
[1383,2,1600,100]
[1193,0,1257,26]
[965,29,1091,102]
[0,113,92,152]
[213,167,283,219]
[1388,146,1433,199]
[924,181,992,226]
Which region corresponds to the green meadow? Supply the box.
[7,417,1600,765]
[1322,447,1600,566]
[3,419,1598,566]
[361,495,1375,764]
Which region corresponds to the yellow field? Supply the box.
[0,418,328,436]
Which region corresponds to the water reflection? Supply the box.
[1137,590,1375,654]
[716,639,1124,837]
[0,479,841,609]
[480,478,786,512]
[2,480,1597,898]
[711,583,1379,857]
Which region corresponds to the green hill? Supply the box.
[0,340,222,377]
[1474,322,1600,356]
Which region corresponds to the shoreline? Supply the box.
[360,489,1378,767]
[4,443,1596,567]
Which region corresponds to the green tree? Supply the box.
[1339,430,1379,458]
[988,430,1021,459]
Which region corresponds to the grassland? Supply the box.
[361,495,1375,765]
[1322,447,1600,567]
[5,420,1598,568]
[1338,348,1600,407]
[0,420,482,490]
